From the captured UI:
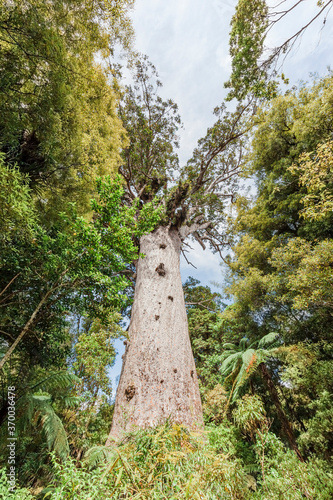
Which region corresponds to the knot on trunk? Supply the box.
[125,385,136,401]
[155,263,166,276]
[159,243,166,249]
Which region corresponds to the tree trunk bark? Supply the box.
[259,362,305,462]
[107,226,203,442]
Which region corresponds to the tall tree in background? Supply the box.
[108,58,250,440]
[0,0,134,218]
[225,0,333,101]
[223,73,333,461]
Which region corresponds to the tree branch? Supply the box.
[0,274,21,299]
[179,221,212,239]
[181,249,197,269]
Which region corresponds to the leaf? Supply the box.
[257,332,279,349]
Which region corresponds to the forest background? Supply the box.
[0,0,333,499]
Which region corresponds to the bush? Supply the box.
[46,422,250,499]
[0,468,34,499]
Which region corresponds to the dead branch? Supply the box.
[181,249,197,269]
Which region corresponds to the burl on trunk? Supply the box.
[107,226,203,442]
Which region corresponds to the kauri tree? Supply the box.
[108,58,250,440]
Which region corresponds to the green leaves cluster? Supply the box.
[0,0,134,217]
[219,73,333,463]
[225,0,333,101]
[225,0,275,101]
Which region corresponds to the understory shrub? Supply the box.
[42,421,333,499]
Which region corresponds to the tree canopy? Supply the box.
[0,0,134,218]
[225,0,333,101]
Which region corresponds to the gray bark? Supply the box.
[107,226,203,442]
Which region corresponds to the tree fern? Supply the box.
[34,396,70,460]
[28,370,80,394]
[2,370,80,461]
[220,332,281,403]
[84,445,115,469]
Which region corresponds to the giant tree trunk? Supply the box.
[107,226,203,442]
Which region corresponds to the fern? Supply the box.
[29,370,80,394]
[257,331,279,349]
[37,402,70,460]
[3,371,78,461]
[84,445,115,469]
[220,332,283,403]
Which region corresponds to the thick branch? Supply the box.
[179,221,212,240]
[193,232,206,250]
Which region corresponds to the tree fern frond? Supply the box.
[220,352,241,375]
[16,393,35,433]
[241,349,256,367]
[30,371,80,394]
[231,350,257,401]
[33,394,51,403]
[257,332,279,349]
[239,338,249,350]
[222,343,237,350]
[39,405,69,460]
[63,396,81,408]
[84,445,114,469]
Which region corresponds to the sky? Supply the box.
[109,0,333,390]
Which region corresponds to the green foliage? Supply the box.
[74,314,122,398]
[233,395,267,439]
[0,369,80,487]
[0,163,161,486]
[47,423,250,499]
[203,384,228,424]
[33,396,70,460]
[225,0,278,101]
[251,444,333,500]
[0,171,161,370]
[290,139,333,220]
[59,313,123,461]
[0,154,36,241]
[223,73,333,463]
[219,333,279,403]
[41,422,333,499]
[298,391,333,462]
[119,56,182,206]
[0,0,134,218]
[225,0,332,101]
[185,278,225,392]
[268,238,333,311]
[188,309,223,389]
[0,468,34,499]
